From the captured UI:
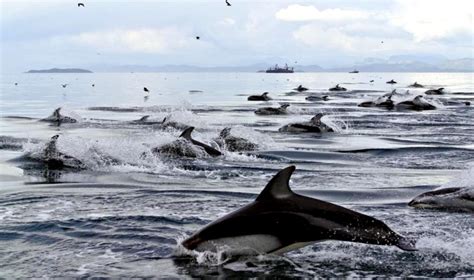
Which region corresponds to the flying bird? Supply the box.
[225,0,231,6]
[78,3,85,7]
[92,84,95,87]
[14,83,18,86]
[370,80,374,83]
[195,36,200,40]
[143,87,149,93]
[61,84,68,88]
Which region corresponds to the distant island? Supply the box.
[26,68,93,73]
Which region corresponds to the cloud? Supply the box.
[67,28,190,53]
[218,18,236,25]
[390,0,474,42]
[292,24,415,54]
[275,4,369,22]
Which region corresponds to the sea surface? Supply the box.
[0,72,473,278]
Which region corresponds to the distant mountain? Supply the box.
[439,58,474,72]
[89,58,473,73]
[26,68,92,73]
[331,57,473,73]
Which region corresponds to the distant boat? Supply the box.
[265,64,294,73]
[349,70,359,73]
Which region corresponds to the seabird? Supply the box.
[78,3,85,7]
[225,0,231,6]
[143,87,149,93]
[61,84,68,88]
[195,36,200,40]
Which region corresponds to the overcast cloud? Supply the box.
[1,0,473,72]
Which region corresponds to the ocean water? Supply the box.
[0,72,473,278]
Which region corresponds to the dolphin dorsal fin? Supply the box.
[311,113,323,124]
[139,115,150,122]
[180,127,194,140]
[220,127,231,138]
[438,87,444,91]
[256,166,295,201]
[262,92,268,96]
[53,107,61,117]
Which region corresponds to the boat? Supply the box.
[265,64,294,73]
[349,70,359,73]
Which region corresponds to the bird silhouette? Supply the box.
[143,87,149,93]
[14,83,18,86]
[78,3,85,7]
[61,84,68,88]
[195,36,200,40]
[225,0,231,6]
[92,84,95,87]
[370,80,374,83]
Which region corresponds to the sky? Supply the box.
[1,0,473,72]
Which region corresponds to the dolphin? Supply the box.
[425,88,445,95]
[359,93,394,109]
[294,85,308,92]
[409,82,424,88]
[180,127,222,157]
[41,135,84,169]
[182,166,416,255]
[279,113,334,133]
[248,92,271,101]
[396,95,436,111]
[306,95,329,102]
[254,104,289,115]
[40,107,78,125]
[408,187,474,212]
[329,84,347,92]
[215,127,258,152]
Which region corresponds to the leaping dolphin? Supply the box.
[182,166,417,255]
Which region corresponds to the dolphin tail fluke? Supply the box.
[396,236,417,251]
[180,127,195,140]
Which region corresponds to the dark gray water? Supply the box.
[0,72,473,278]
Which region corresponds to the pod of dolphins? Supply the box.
[34,81,473,260]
